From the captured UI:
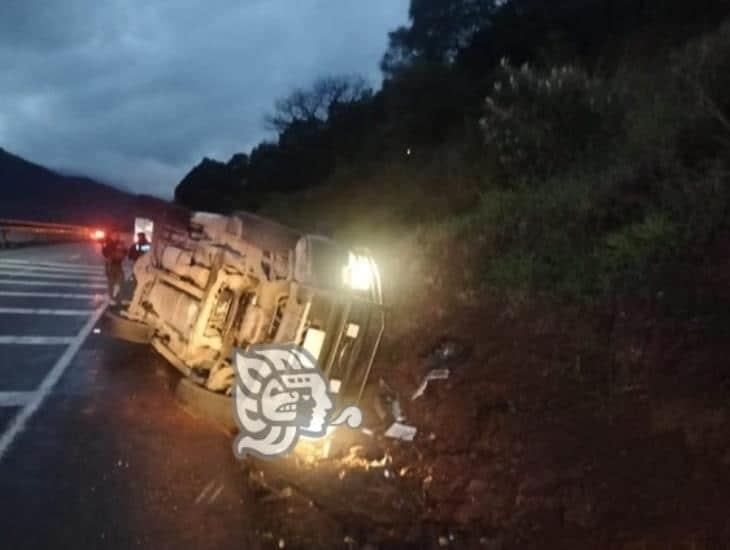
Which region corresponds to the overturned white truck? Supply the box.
[108,211,384,420]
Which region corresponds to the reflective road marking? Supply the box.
[0,291,101,299]
[0,302,108,461]
[0,280,106,289]
[0,336,76,345]
[0,259,105,272]
[0,264,105,275]
[0,307,94,316]
[0,392,33,407]
[0,270,106,281]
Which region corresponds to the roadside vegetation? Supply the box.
[172,3,730,543]
[176,0,730,320]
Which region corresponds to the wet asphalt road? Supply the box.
[0,243,263,549]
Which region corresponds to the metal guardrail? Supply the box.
[0,218,91,248]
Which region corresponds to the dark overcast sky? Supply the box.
[0,0,409,198]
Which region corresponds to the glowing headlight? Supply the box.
[343,252,374,291]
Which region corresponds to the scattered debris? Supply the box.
[375,378,404,422]
[194,479,226,505]
[375,378,419,439]
[428,339,467,367]
[411,368,450,400]
[391,398,405,421]
[337,445,392,470]
[260,485,294,503]
[385,422,417,442]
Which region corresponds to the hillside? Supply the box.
[0,147,182,229]
[169,2,730,546]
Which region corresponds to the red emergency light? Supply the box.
[91,229,106,241]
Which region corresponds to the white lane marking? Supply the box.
[0,392,34,407]
[0,336,76,345]
[0,291,101,299]
[0,264,105,275]
[0,259,104,272]
[0,302,107,461]
[0,307,94,316]
[0,270,106,282]
[0,280,106,289]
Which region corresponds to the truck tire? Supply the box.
[175,378,237,434]
[104,310,153,344]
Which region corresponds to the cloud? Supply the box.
[0,0,409,197]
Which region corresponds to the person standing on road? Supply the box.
[102,231,126,304]
[128,232,150,262]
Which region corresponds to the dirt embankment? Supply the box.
[243,239,730,549]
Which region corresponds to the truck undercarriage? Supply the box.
[109,211,384,410]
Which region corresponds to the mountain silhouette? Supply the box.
[0,147,185,229]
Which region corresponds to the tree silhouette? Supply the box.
[266,75,372,133]
[381,0,496,76]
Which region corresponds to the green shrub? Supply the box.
[672,21,730,166]
[254,24,730,310]
[596,213,681,295]
[470,179,602,297]
[465,173,684,300]
[480,60,627,183]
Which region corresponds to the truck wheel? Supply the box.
[104,310,153,344]
[175,378,237,434]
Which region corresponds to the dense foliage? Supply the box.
[175,0,730,309]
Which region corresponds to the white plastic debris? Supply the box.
[411,368,450,400]
[384,422,417,441]
[391,398,405,421]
